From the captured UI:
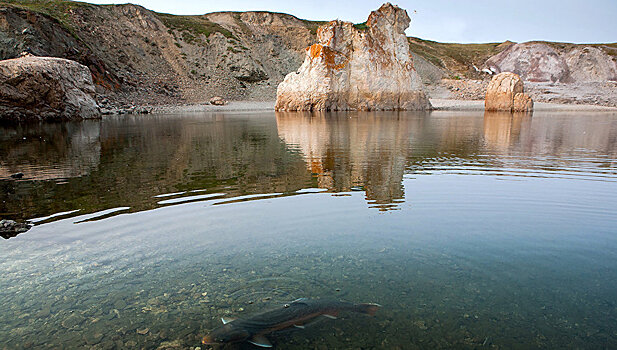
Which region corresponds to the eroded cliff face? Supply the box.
[484,42,617,83]
[0,2,318,105]
[275,3,431,111]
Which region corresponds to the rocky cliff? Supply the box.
[0,0,615,107]
[0,0,320,105]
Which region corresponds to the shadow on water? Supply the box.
[2,110,617,237]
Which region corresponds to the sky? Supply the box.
[86,0,617,43]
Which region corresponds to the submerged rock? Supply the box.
[0,56,100,121]
[485,72,533,112]
[275,3,430,111]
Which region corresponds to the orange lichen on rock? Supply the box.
[306,44,348,70]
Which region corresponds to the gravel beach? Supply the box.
[142,99,617,115]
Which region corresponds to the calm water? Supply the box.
[1,110,617,349]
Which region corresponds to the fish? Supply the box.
[202,298,381,348]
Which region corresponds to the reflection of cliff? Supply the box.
[0,122,101,180]
[2,110,616,226]
[276,112,429,210]
[0,114,312,223]
[89,114,313,208]
[520,113,617,159]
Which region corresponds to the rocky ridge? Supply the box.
[485,42,617,83]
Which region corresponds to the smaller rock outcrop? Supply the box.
[0,56,100,121]
[485,72,533,112]
[275,3,430,111]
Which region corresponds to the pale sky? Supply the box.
[86,0,617,43]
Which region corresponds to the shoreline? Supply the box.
[142,99,617,115]
[430,99,617,112]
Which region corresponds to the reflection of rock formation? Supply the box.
[518,113,617,159]
[276,111,428,210]
[0,122,101,180]
[3,110,616,229]
[483,112,532,150]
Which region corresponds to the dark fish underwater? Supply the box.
[202,298,381,347]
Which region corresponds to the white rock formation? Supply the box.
[275,3,430,111]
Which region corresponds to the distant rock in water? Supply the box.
[275,3,431,111]
[0,56,100,121]
[485,72,533,112]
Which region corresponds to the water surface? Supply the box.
[1,110,617,349]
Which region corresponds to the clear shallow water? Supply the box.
[1,110,617,349]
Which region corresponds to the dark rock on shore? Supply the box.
[0,56,100,121]
[0,219,32,239]
[101,105,152,115]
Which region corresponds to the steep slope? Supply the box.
[407,37,511,79]
[0,0,321,105]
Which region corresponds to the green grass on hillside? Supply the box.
[155,13,236,43]
[408,37,507,74]
[300,19,328,36]
[0,0,93,38]
[354,22,368,30]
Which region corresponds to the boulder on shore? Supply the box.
[0,56,100,121]
[485,72,533,112]
[275,3,430,111]
[0,219,31,239]
[209,96,227,105]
